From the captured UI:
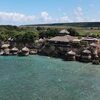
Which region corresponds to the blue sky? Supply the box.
[0,0,100,25]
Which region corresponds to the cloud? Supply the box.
[3,9,100,25]
[40,12,52,22]
[74,7,100,22]
[0,7,100,25]
[74,7,85,22]
[74,7,83,16]
[0,11,71,24]
[39,11,71,23]
[0,12,36,24]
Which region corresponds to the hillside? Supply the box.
[23,22,100,27]
[22,22,100,36]
[0,22,100,37]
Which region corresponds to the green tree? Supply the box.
[0,31,8,41]
[15,34,24,43]
[39,31,46,38]
[22,32,38,44]
[46,28,59,37]
[39,28,59,38]
[67,28,79,36]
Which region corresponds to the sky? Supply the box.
[0,0,100,25]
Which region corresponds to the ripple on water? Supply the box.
[0,55,100,100]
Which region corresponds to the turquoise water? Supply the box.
[0,55,100,100]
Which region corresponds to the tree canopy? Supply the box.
[67,28,79,36]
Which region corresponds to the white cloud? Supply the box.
[1,7,100,25]
[74,7,100,22]
[0,11,72,25]
[40,12,52,22]
[0,12,36,24]
[39,11,71,23]
[39,9,100,23]
[74,7,85,22]
[2,9,100,25]
[74,7,83,16]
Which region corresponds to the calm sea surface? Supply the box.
[0,55,100,100]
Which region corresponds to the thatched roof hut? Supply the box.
[82,49,91,54]
[80,49,91,62]
[10,47,19,55]
[67,50,76,55]
[48,35,75,43]
[38,38,44,42]
[11,47,19,51]
[22,47,29,56]
[18,47,29,56]
[73,38,80,42]
[92,55,100,65]
[22,47,29,52]
[81,37,98,43]
[59,29,70,35]
[30,50,37,55]
[90,43,97,47]
[66,50,76,61]
[1,44,9,49]
[90,43,100,54]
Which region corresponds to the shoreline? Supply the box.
[0,53,99,65]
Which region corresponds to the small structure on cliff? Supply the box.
[1,44,10,55]
[1,44,10,49]
[66,50,76,61]
[10,47,19,55]
[81,37,99,44]
[90,43,100,54]
[18,47,29,56]
[48,35,76,47]
[59,29,70,36]
[80,49,91,62]
[92,55,100,65]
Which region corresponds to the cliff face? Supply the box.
[38,43,66,58]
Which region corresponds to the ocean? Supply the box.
[0,55,100,100]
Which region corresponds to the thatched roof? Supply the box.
[35,38,45,43]
[35,40,39,43]
[1,44,9,48]
[11,47,19,51]
[22,47,29,52]
[82,37,98,41]
[90,43,100,48]
[48,35,75,42]
[67,50,76,55]
[90,43,97,47]
[73,38,80,42]
[59,29,69,34]
[82,49,91,54]
[38,38,44,42]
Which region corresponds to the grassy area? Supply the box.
[33,26,100,36]
[25,22,100,36]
